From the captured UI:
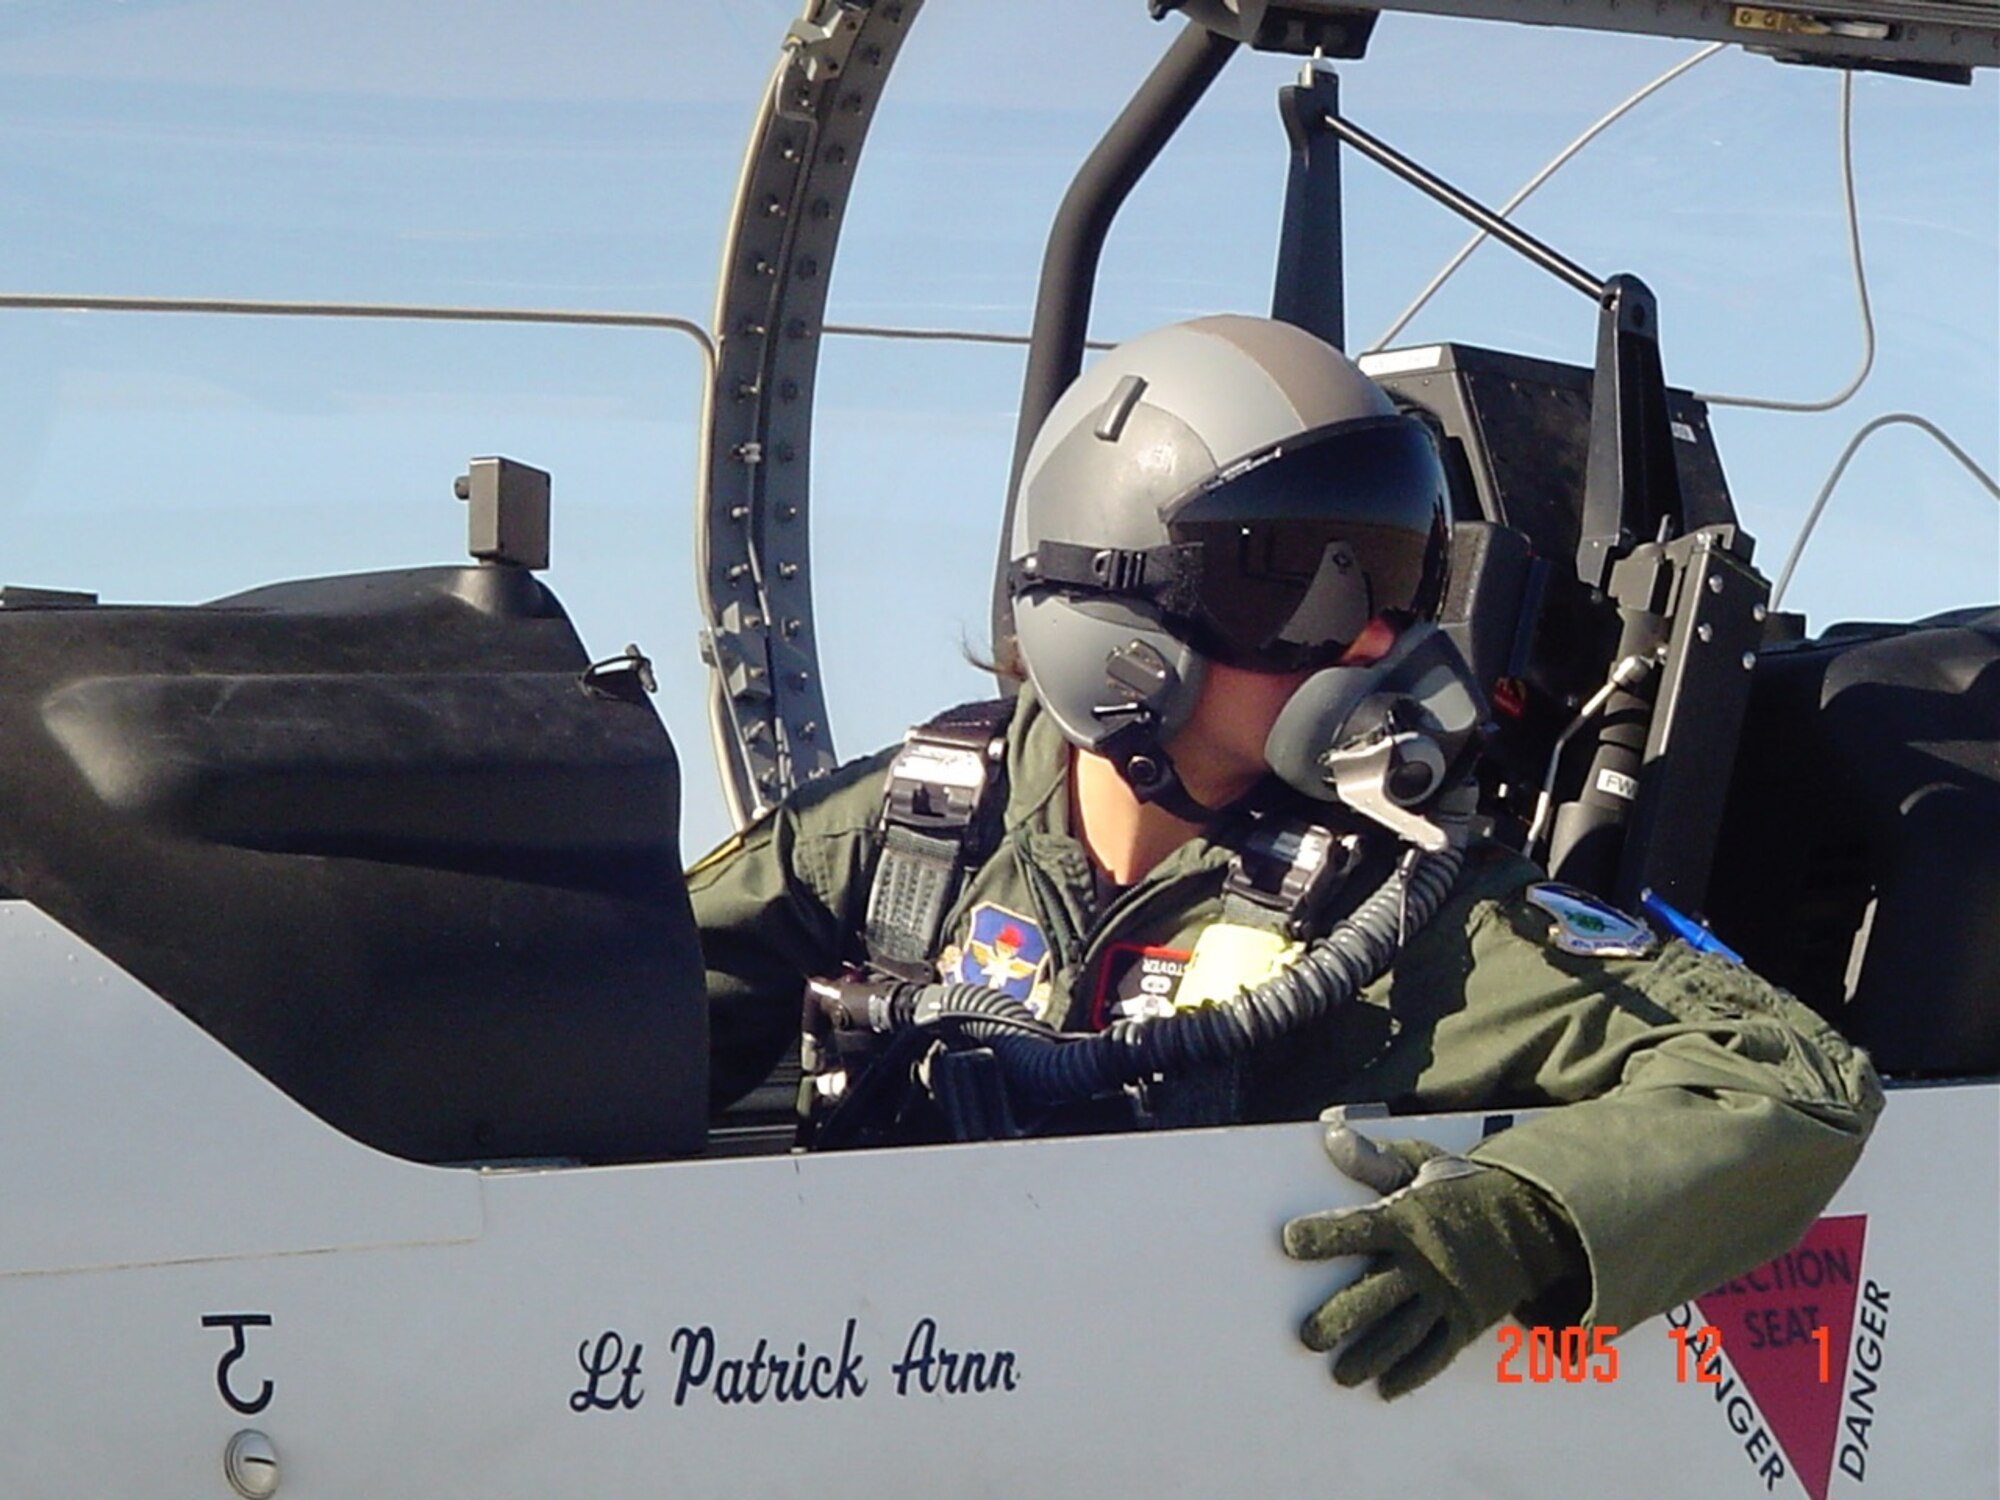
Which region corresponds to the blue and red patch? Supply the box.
[940,903,1048,1001]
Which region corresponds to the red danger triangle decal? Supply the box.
[1695,1215,1867,1500]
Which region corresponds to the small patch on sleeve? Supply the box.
[1523,882,1658,959]
[942,903,1049,1002]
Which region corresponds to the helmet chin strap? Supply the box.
[1094,713,1219,825]
[1089,638,1221,825]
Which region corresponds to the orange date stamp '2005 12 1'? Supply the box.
[1495,1323,1836,1385]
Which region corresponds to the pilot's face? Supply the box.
[1169,617,1398,796]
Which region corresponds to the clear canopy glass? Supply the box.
[1,2,1992,854]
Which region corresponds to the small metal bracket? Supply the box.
[785,3,869,86]
[455,456,550,571]
[580,644,658,705]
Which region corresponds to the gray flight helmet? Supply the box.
[1009,315,1438,803]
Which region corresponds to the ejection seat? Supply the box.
[1708,607,2000,1078]
[0,532,707,1164]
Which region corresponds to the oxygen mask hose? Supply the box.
[1002,838,1464,1102]
[819,827,1467,1108]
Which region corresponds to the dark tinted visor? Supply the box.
[1160,417,1447,672]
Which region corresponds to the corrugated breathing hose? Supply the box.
[833,842,1465,1104]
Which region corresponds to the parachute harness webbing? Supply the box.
[861,699,1014,976]
[864,825,965,968]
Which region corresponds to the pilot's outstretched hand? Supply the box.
[1281,1126,1587,1400]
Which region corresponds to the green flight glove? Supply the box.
[1281,1126,1587,1400]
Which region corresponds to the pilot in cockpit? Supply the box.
[687,313,1881,1399]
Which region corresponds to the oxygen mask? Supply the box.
[1264,623,1488,852]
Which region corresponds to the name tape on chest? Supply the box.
[1091,943,1194,1028]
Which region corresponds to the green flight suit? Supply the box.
[690,686,1882,1332]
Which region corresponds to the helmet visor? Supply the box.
[1161,417,1448,672]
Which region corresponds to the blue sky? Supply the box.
[0,1,1993,855]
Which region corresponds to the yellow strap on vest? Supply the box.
[1174,921,1304,1011]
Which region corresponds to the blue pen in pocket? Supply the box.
[1639,888,1744,964]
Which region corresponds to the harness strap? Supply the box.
[1222,815,1366,938]
[862,698,1014,980]
[864,825,965,970]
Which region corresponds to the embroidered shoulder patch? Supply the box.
[1091,942,1193,1028]
[943,903,1049,1001]
[1523,882,1657,959]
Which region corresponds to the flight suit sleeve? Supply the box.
[686,750,892,1112]
[1402,878,1883,1333]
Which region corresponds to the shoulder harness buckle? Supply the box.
[1223,817,1365,939]
[863,699,1014,978]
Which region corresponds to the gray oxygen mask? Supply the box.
[1264,623,1488,852]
